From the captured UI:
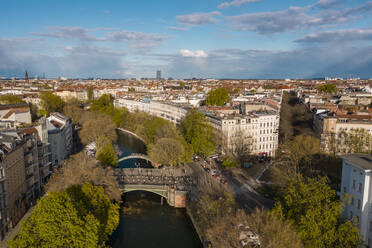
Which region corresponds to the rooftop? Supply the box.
[340,154,372,170]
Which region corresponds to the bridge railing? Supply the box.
[115,167,192,177]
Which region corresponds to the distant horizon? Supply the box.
[1,0,372,79]
[1,75,371,81]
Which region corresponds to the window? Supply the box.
[350,211,353,218]
[353,180,356,189]
[358,199,361,209]
[369,221,372,231]
[359,183,362,192]
[356,216,359,225]
[351,198,354,205]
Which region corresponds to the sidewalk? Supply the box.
[0,207,34,248]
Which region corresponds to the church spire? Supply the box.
[25,70,29,84]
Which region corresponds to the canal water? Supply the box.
[116,130,152,168]
[110,131,202,248]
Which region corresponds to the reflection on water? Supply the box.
[109,192,203,248]
[116,130,153,168]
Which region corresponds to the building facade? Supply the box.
[340,154,372,247]
[46,113,72,166]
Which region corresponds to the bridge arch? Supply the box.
[121,184,169,199]
[118,153,154,165]
[117,128,146,144]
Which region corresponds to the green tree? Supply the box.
[274,175,361,248]
[97,141,118,167]
[0,94,24,104]
[90,94,114,112]
[8,183,119,248]
[148,138,184,166]
[205,88,230,106]
[318,84,338,94]
[179,109,216,156]
[39,92,65,114]
[87,85,94,102]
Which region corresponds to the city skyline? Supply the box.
[1,0,372,79]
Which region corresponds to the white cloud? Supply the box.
[296,28,372,43]
[167,26,188,31]
[31,26,167,49]
[218,0,261,9]
[179,49,208,58]
[227,1,372,34]
[176,11,222,26]
[317,0,347,9]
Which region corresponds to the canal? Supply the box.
[110,130,202,248]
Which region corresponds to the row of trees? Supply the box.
[87,94,218,166]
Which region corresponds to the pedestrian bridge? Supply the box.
[117,153,153,164]
[115,168,195,208]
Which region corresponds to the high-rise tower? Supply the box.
[156,70,161,80]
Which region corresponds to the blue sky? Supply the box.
[1,0,372,79]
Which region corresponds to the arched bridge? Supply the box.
[118,153,153,164]
[115,168,196,208]
[117,128,146,144]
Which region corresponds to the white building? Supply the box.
[340,154,372,247]
[0,104,31,125]
[46,113,72,166]
[114,98,188,124]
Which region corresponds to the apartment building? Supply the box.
[46,113,72,166]
[0,135,27,230]
[0,161,8,240]
[114,98,188,124]
[207,110,279,156]
[340,154,372,247]
[314,112,372,154]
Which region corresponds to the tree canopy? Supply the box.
[8,182,119,248]
[274,175,361,248]
[205,88,230,106]
[0,94,24,104]
[39,92,65,114]
[79,112,117,145]
[96,140,118,167]
[179,109,217,156]
[46,153,121,202]
[318,84,338,94]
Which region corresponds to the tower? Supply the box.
[156,70,161,80]
[25,70,29,84]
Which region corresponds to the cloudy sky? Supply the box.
[1,0,372,79]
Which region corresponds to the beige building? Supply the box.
[0,139,27,229]
[207,111,279,156]
[314,112,372,154]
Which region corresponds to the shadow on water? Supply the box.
[109,191,203,248]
